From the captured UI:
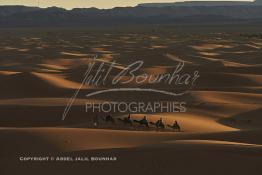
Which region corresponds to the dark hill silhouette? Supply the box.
[254,0,262,4]
[0,5,262,27]
[0,5,40,16]
[138,1,253,7]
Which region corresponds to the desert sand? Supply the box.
[0,27,261,175]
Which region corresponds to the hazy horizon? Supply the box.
[0,0,254,9]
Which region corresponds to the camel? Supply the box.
[150,118,165,129]
[101,115,115,124]
[168,121,181,132]
[118,114,133,126]
[134,116,149,128]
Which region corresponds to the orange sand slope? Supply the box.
[1,127,262,155]
[1,127,262,175]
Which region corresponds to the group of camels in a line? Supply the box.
[93,114,181,132]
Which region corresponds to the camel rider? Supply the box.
[173,120,181,131]
[141,116,147,123]
[156,117,163,125]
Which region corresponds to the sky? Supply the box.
[0,0,252,9]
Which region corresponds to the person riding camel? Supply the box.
[134,116,149,127]
[124,113,133,126]
[173,120,181,132]
[141,116,148,123]
[156,117,163,125]
[104,114,115,124]
[156,117,165,129]
[118,114,133,126]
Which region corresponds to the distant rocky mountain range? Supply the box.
[138,0,262,7]
[0,2,262,27]
[138,1,252,7]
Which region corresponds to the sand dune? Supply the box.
[38,64,68,71]
[0,72,78,98]
[60,52,93,57]
[0,98,102,106]
[191,43,234,51]
[166,139,262,147]
[1,127,262,175]
[0,127,178,155]
[0,29,262,175]
[223,73,262,85]
[1,127,261,155]
[0,71,20,75]
[32,72,91,89]
[165,53,193,64]
[191,91,262,105]
[2,128,262,175]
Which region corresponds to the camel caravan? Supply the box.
[93,114,181,132]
